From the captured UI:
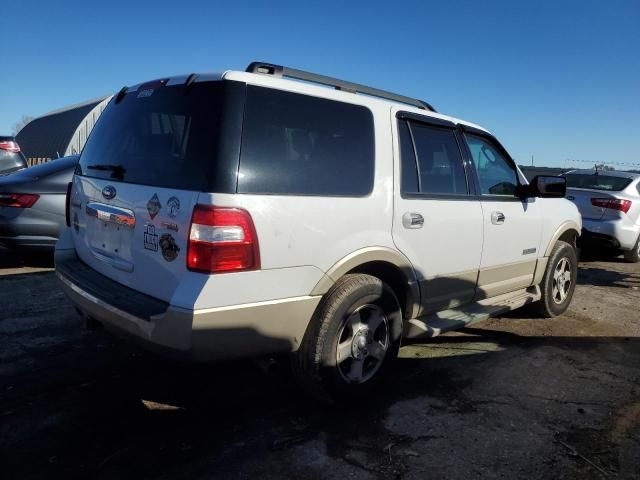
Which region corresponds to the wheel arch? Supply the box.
[544,221,581,257]
[311,247,420,320]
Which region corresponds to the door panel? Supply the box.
[477,199,541,297]
[464,133,542,298]
[392,115,482,315]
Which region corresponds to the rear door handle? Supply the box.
[402,212,424,229]
[491,211,505,225]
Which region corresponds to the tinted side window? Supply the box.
[400,121,467,195]
[466,134,518,196]
[238,86,375,196]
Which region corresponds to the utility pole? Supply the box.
[531,155,534,166]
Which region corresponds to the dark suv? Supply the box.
[0,136,28,175]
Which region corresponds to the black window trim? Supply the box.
[396,111,477,200]
[460,125,525,203]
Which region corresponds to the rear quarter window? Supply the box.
[238,86,375,196]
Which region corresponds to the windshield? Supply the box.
[565,174,632,192]
[77,81,228,191]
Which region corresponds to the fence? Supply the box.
[26,158,52,167]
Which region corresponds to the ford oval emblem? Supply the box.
[102,185,116,200]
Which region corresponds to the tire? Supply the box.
[292,274,403,404]
[623,235,640,263]
[536,240,578,318]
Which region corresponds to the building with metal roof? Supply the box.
[15,95,113,164]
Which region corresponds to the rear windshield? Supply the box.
[77,81,228,191]
[565,174,632,192]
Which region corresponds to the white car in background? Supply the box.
[564,170,640,263]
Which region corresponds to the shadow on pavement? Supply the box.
[1,322,639,479]
[0,247,54,269]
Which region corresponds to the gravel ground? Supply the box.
[0,247,638,479]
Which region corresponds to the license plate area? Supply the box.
[85,202,136,272]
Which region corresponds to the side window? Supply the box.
[238,86,375,196]
[399,120,467,195]
[466,134,518,196]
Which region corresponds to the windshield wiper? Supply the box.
[87,164,126,180]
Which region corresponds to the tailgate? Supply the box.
[70,177,197,302]
[68,78,240,304]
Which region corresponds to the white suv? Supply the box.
[56,62,581,401]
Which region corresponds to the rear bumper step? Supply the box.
[56,255,169,321]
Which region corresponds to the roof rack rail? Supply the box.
[246,61,436,112]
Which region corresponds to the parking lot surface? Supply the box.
[1,248,639,479]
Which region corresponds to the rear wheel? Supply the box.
[292,274,403,403]
[623,235,640,263]
[536,240,578,317]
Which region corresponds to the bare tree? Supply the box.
[12,115,35,135]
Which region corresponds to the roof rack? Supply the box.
[246,61,436,112]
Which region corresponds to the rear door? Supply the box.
[392,112,483,315]
[69,79,243,302]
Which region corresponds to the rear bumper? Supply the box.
[0,206,62,251]
[55,249,320,361]
[582,218,640,250]
[0,235,57,250]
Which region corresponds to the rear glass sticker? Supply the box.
[147,193,161,220]
[160,221,178,232]
[166,196,180,218]
[144,224,159,252]
[159,233,180,262]
[137,89,154,98]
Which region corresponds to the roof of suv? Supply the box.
[124,63,491,136]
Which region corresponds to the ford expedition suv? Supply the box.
[56,62,581,401]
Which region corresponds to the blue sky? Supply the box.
[2,0,639,168]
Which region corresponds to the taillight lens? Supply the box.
[187,205,260,273]
[0,193,39,208]
[65,182,72,227]
[0,141,20,153]
[591,198,632,213]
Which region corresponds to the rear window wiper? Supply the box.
[87,164,126,180]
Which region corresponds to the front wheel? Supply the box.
[292,274,403,403]
[623,235,640,263]
[536,240,578,317]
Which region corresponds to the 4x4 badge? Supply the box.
[147,193,161,220]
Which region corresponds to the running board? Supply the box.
[404,286,541,340]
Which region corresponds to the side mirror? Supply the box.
[519,175,567,198]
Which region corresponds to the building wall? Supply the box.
[65,96,113,156]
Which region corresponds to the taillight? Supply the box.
[65,182,72,227]
[0,141,20,153]
[187,205,260,273]
[591,198,632,214]
[0,193,39,208]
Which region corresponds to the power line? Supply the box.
[566,158,640,168]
